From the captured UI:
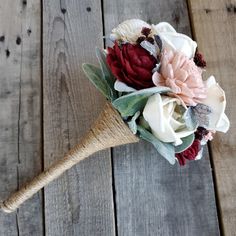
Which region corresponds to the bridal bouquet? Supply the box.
[83,19,230,166]
[1,19,230,213]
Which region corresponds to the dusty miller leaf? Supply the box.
[154,35,162,52]
[183,108,198,130]
[175,133,195,153]
[140,41,158,58]
[127,111,141,134]
[82,63,110,99]
[95,47,117,100]
[137,125,176,165]
[112,86,171,117]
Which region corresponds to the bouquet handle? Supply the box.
[0,103,138,213]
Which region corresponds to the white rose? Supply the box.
[143,94,195,146]
[110,19,150,44]
[201,76,230,132]
[152,22,197,58]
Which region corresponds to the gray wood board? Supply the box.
[103,0,220,235]
[0,0,44,236]
[43,0,115,235]
[188,0,236,234]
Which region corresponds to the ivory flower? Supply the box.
[110,19,150,43]
[143,94,196,146]
[110,20,197,58]
[152,49,206,106]
[201,76,230,132]
[152,22,197,58]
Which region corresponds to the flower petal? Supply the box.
[143,94,178,143]
[216,113,230,133]
[152,72,165,86]
[143,94,195,146]
[110,19,150,43]
[201,76,230,132]
[152,22,197,58]
[160,32,197,58]
[152,22,176,33]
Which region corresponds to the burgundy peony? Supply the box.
[106,41,157,90]
[175,140,201,166]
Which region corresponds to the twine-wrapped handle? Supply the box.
[0,103,139,213]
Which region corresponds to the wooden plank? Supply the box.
[0,0,44,235]
[43,0,115,235]
[188,0,236,235]
[103,0,220,235]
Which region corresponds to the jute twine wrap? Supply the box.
[1,103,139,213]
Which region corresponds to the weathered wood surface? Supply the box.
[43,0,115,235]
[188,0,236,235]
[0,1,44,236]
[103,0,220,235]
[1,0,234,235]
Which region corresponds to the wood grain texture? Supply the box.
[43,0,115,235]
[103,0,220,235]
[0,0,43,235]
[188,0,236,235]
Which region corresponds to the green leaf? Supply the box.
[95,47,115,85]
[183,108,198,130]
[175,133,195,153]
[112,86,171,117]
[137,125,176,165]
[127,111,140,134]
[95,48,117,100]
[139,116,150,130]
[82,63,110,99]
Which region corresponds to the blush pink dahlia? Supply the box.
[152,50,206,106]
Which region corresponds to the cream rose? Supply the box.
[201,76,230,132]
[110,19,150,44]
[110,20,197,58]
[152,22,197,58]
[143,94,196,146]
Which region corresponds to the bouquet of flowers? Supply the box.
[83,19,229,165]
[1,19,229,213]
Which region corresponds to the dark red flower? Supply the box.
[106,41,157,90]
[175,139,201,166]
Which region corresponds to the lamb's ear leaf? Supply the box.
[82,63,110,99]
[137,125,176,165]
[112,86,171,117]
[183,108,198,130]
[95,47,117,100]
[175,133,195,153]
[127,111,140,134]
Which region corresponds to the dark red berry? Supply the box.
[194,52,206,68]
[146,37,154,44]
[136,36,146,44]
[195,127,209,140]
[141,27,151,37]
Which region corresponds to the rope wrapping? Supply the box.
[0,102,139,213]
